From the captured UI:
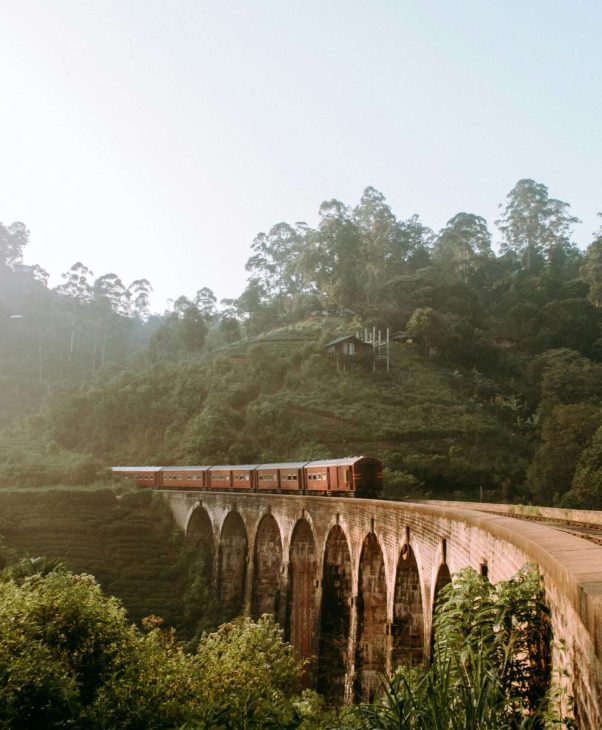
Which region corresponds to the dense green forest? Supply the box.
[1,178,602,507]
[0,556,565,728]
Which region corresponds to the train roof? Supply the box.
[161,465,211,472]
[209,464,260,471]
[305,456,377,467]
[112,466,164,472]
[257,462,308,470]
[112,457,381,474]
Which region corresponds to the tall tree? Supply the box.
[55,262,94,304]
[0,221,28,269]
[93,273,129,317]
[433,213,492,282]
[580,232,602,308]
[398,214,434,270]
[194,287,217,322]
[54,262,95,366]
[128,278,153,320]
[245,223,309,301]
[309,199,363,312]
[352,187,402,306]
[496,179,579,272]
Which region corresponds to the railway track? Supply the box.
[479,508,602,547]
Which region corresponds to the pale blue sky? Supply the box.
[1,1,600,310]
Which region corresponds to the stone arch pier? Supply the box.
[165,492,602,727]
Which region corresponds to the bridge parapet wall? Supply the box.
[418,499,602,527]
[163,491,602,727]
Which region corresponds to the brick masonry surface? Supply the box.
[164,492,602,726]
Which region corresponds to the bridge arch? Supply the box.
[433,562,452,613]
[287,518,319,667]
[186,504,215,548]
[163,492,602,727]
[217,509,248,620]
[318,522,353,702]
[186,504,216,580]
[354,531,387,700]
[251,513,283,620]
[392,542,425,668]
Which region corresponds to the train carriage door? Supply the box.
[338,466,349,492]
[328,466,337,491]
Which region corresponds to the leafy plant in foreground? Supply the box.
[349,564,571,730]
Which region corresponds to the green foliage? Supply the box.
[527,404,602,505]
[580,234,602,308]
[2,181,602,505]
[0,488,219,639]
[346,564,564,730]
[381,468,423,500]
[406,307,447,356]
[0,569,310,729]
[432,212,492,283]
[496,178,579,273]
[0,570,139,727]
[192,615,310,728]
[3,333,525,496]
[0,536,15,571]
[562,424,602,508]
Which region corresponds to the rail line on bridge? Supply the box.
[162,491,602,727]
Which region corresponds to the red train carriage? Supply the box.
[112,466,164,487]
[350,455,383,498]
[303,456,383,497]
[161,466,209,489]
[255,462,306,493]
[207,465,258,490]
[111,456,383,498]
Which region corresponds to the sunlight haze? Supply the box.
[1,0,600,310]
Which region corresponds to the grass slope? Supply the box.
[0,487,210,638]
[2,319,531,497]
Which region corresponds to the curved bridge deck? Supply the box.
[162,491,602,727]
[419,499,602,546]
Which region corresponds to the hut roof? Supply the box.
[322,335,365,348]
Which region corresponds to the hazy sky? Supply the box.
[1,1,601,311]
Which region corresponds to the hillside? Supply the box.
[2,180,602,507]
[0,319,530,500]
[0,487,217,639]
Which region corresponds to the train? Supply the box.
[112,456,383,498]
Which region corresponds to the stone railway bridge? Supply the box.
[163,491,602,728]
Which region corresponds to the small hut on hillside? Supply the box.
[322,335,372,372]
